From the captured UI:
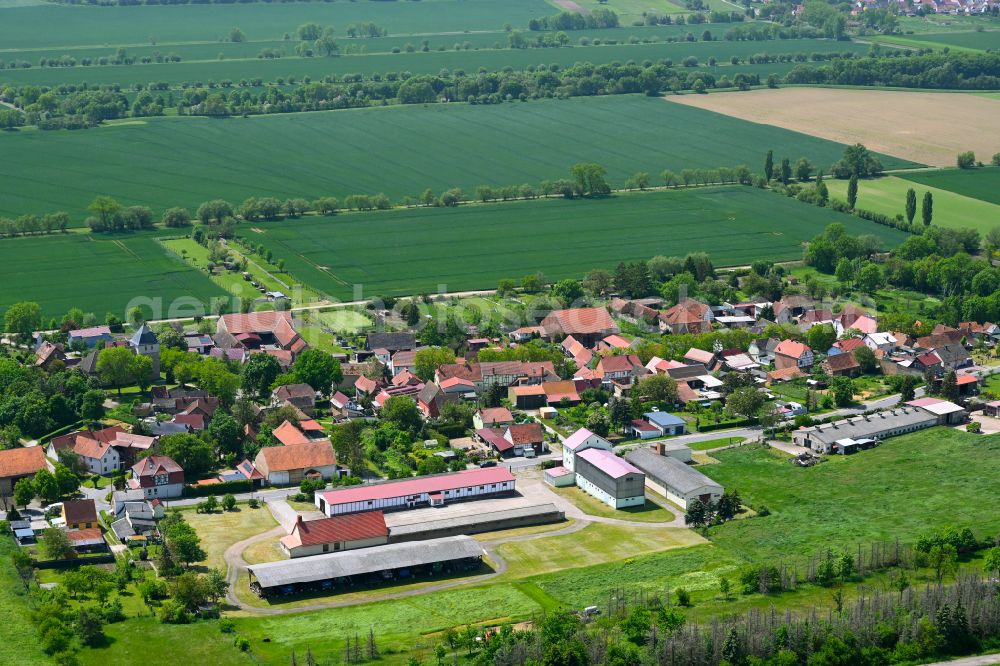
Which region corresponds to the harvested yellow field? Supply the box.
[668,88,1000,168]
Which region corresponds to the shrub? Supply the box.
[234,636,250,651]
[967,421,982,433]
[219,618,236,634]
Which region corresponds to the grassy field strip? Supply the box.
[868,34,984,53]
[0,95,913,221]
[876,29,1000,51]
[826,174,1000,234]
[897,166,1000,207]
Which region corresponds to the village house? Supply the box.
[540,307,619,347]
[473,407,514,431]
[435,360,558,393]
[366,332,416,354]
[390,350,417,376]
[215,311,308,359]
[502,423,546,457]
[0,446,51,500]
[254,440,343,486]
[658,299,712,334]
[62,499,99,530]
[773,296,815,324]
[860,332,896,354]
[773,340,814,370]
[273,383,317,416]
[609,298,660,327]
[280,512,389,558]
[48,426,155,474]
[595,354,645,388]
[561,336,593,369]
[67,325,114,348]
[34,342,66,370]
[829,337,867,356]
[683,348,716,368]
[642,411,687,436]
[824,350,861,377]
[748,338,780,365]
[128,455,185,499]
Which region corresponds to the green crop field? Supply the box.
[0,231,225,318]
[702,429,1000,561]
[2,23,748,64]
[0,95,916,221]
[0,37,869,90]
[888,29,1000,51]
[0,0,554,50]
[898,167,1000,207]
[238,186,909,300]
[827,174,1000,234]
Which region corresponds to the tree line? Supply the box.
[786,51,1000,90]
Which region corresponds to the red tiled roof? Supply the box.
[479,407,513,426]
[282,512,388,548]
[256,440,336,472]
[273,420,310,446]
[66,527,103,544]
[541,307,617,337]
[132,455,183,479]
[597,354,641,374]
[0,446,48,479]
[834,338,866,353]
[825,352,860,372]
[505,423,543,445]
[220,310,294,335]
[477,428,513,452]
[775,340,811,359]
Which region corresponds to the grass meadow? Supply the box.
[702,429,1000,561]
[826,174,1000,234]
[898,167,1000,207]
[238,186,910,299]
[0,95,913,221]
[0,231,225,318]
[0,538,53,666]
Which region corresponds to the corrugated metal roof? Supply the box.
[389,503,562,537]
[248,536,483,588]
[624,448,722,495]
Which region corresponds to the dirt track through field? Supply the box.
[667,88,1000,168]
[551,0,588,12]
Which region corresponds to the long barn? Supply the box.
[316,467,516,516]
